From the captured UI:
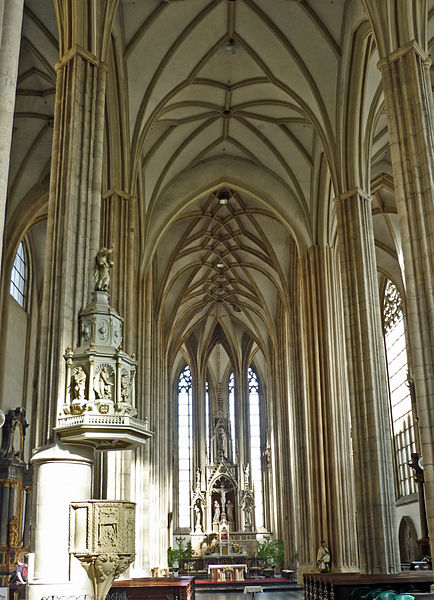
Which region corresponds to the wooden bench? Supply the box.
[303,572,434,600]
[110,576,195,600]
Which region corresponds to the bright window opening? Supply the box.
[248,366,263,527]
[383,280,416,497]
[10,242,26,308]
[178,365,193,527]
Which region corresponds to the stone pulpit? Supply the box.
[55,283,152,449]
[70,500,136,600]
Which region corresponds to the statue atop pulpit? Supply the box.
[94,247,114,292]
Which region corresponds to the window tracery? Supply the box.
[178,365,192,528]
[228,372,235,461]
[248,366,263,527]
[383,280,415,497]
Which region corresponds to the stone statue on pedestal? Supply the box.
[94,247,113,292]
[317,541,331,572]
[213,500,221,523]
[194,502,202,532]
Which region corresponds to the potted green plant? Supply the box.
[257,538,284,574]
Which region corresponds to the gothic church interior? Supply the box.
[0,0,433,594]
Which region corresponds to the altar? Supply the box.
[208,564,247,582]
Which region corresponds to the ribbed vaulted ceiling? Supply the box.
[9,0,433,368]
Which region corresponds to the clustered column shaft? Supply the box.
[37,47,108,444]
[335,189,400,573]
[300,245,358,573]
[378,41,434,560]
[0,0,24,282]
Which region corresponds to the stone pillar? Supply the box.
[28,443,94,600]
[334,189,400,573]
[300,245,358,573]
[0,0,24,282]
[271,303,296,569]
[37,1,119,445]
[378,42,434,559]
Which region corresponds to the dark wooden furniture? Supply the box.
[304,571,434,600]
[110,577,194,600]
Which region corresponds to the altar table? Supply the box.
[208,564,247,582]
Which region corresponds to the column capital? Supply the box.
[377,40,431,71]
[102,188,135,202]
[56,45,109,72]
[333,188,371,204]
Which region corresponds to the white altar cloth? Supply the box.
[208,564,247,582]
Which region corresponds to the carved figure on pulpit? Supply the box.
[120,372,131,402]
[95,366,114,400]
[71,366,86,401]
[213,500,221,523]
[94,247,114,292]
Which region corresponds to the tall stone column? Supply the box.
[271,305,296,570]
[37,1,119,445]
[334,189,400,573]
[300,245,358,573]
[0,0,24,282]
[378,42,434,559]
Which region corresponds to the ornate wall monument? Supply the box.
[0,408,32,585]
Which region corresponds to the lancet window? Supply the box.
[228,372,236,460]
[205,380,210,461]
[178,365,193,527]
[383,279,416,497]
[10,242,27,308]
[248,366,264,527]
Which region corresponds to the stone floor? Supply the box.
[196,590,305,600]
